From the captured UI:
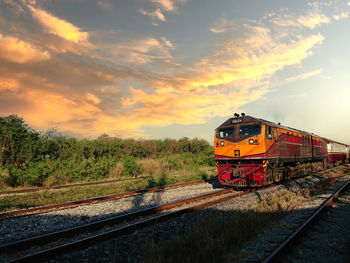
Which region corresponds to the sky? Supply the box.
[1,0,350,144]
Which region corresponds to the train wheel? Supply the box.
[273,168,283,183]
[264,168,274,185]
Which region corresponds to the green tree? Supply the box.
[0,115,40,167]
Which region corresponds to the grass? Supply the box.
[0,168,216,213]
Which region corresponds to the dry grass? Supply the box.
[138,159,163,175]
[254,188,305,213]
[108,162,124,178]
[308,164,350,196]
[0,168,10,190]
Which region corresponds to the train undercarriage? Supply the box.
[217,159,345,187]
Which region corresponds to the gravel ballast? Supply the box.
[0,181,223,244]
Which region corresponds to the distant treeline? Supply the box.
[0,115,214,187]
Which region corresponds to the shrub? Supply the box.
[122,156,142,177]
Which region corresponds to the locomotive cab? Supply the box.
[214,115,267,187]
[215,116,265,160]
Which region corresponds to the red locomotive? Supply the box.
[214,114,349,187]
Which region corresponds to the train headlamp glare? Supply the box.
[220,141,225,146]
[249,139,254,144]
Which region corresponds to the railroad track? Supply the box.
[1,187,252,262]
[0,178,218,218]
[263,177,350,263]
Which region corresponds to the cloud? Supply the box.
[210,19,236,33]
[160,37,175,49]
[28,5,89,43]
[141,0,188,25]
[333,12,349,20]
[0,1,333,138]
[138,8,166,25]
[119,25,325,129]
[269,8,333,30]
[297,12,330,29]
[97,1,115,11]
[286,69,323,82]
[149,0,175,11]
[0,33,50,63]
[106,36,173,64]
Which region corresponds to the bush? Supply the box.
[0,114,215,187]
[122,156,142,177]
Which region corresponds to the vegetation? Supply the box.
[0,115,214,189]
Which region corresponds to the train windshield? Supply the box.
[239,124,261,137]
[217,127,234,138]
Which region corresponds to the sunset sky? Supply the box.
[1,0,350,144]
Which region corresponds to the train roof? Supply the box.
[217,115,350,147]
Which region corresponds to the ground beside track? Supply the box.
[0,169,216,213]
[42,165,349,262]
[233,165,350,262]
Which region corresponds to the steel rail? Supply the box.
[0,189,233,253]
[0,178,217,218]
[4,189,248,262]
[262,178,350,263]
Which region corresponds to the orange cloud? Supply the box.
[0,1,332,138]
[139,8,166,25]
[28,5,89,43]
[150,0,175,11]
[86,93,101,105]
[119,27,324,130]
[108,37,173,64]
[141,0,188,25]
[0,33,50,63]
[0,78,19,92]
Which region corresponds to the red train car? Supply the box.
[214,114,338,187]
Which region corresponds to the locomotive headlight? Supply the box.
[249,139,259,145]
[220,141,225,146]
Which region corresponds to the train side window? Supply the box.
[273,128,277,141]
[266,126,272,139]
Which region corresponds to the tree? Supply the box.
[0,115,39,167]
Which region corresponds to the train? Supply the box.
[214,114,349,187]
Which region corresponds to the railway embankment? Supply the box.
[51,165,348,263]
[1,165,348,262]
